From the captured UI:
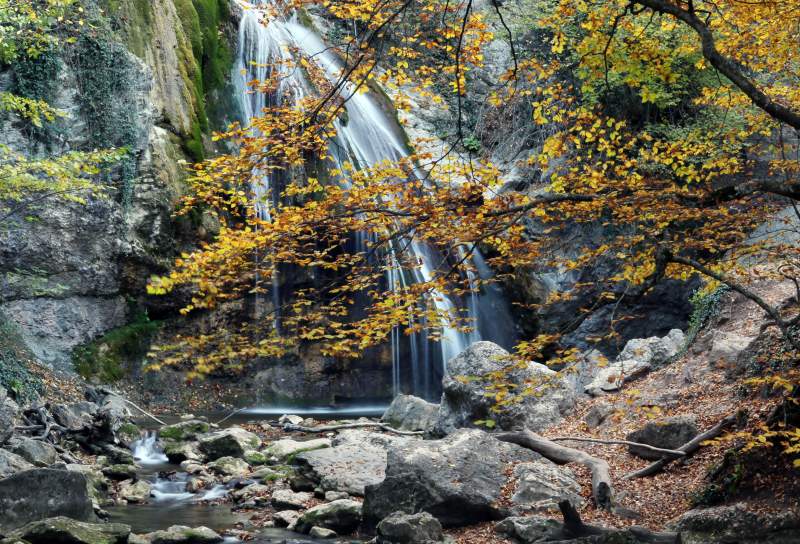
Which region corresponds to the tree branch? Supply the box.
[550,436,685,457]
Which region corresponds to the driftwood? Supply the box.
[283,422,424,436]
[496,429,614,510]
[550,436,686,457]
[120,398,167,426]
[558,501,679,543]
[624,414,737,479]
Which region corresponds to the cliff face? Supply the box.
[0,0,237,371]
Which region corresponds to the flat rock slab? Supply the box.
[267,438,331,461]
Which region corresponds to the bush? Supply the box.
[0,317,44,404]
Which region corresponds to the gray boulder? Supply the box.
[163,441,205,464]
[3,516,130,544]
[266,437,330,461]
[271,488,312,509]
[51,402,98,432]
[0,469,94,532]
[136,525,223,544]
[158,420,210,442]
[0,389,18,445]
[511,462,583,512]
[197,428,261,460]
[118,479,152,503]
[363,429,539,527]
[295,499,362,535]
[626,415,698,460]
[6,436,60,467]
[671,504,800,544]
[376,511,445,544]
[435,342,574,434]
[494,516,564,543]
[382,395,439,432]
[207,456,250,477]
[273,510,301,528]
[0,448,34,478]
[309,526,338,539]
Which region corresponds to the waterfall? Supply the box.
[132,430,168,465]
[234,3,515,399]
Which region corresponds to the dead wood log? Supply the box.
[550,436,686,457]
[624,414,737,479]
[559,501,680,543]
[119,398,166,426]
[495,429,614,510]
[283,422,423,436]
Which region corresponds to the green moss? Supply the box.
[72,312,163,383]
[0,314,43,403]
[101,0,154,58]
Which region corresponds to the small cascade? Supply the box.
[149,473,194,502]
[234,3,517,399]
[132,431,168,465]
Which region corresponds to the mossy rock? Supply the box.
[243,450,268,466]
[7,516,130,544]
[159,420,210,441]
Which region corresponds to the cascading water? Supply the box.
[234,3,516,399]
[132,430,168,465]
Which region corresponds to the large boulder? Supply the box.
[207,456,250,477]
[670,504,800,544]
[134,525,223,544]
[511,462,583,512]
[4,516,130,544]
[376,511,445,544]
[266,437,331,461]
[363,429,542,527]
[435,342,575,434]
[0,469,94,532]
[295,499,362,535]
[381,395,439,432]
[51,402,98,432]
[626,415,698,460]
[118,479,152,503]
[197,428,261,460]
[0,448,34,478]
[6,436,60,467]
[158,420,210,442]
[295,430,411,496]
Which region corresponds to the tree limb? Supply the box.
[495,429,614,510]
[283,421,424,436]
[550,436,686,457]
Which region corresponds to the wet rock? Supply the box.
[271,488,312,509]
[376,511,445,544]
[0,469,94,532]
[309,526,338,539]
[3,516,130,544]
[267,437,331,461]
[626,415,698,460]
[101,444,135,465]
[137,525,223,544]
[435,342,575,434]
[0,448,34,478]
[158,420,210,442]
[197,428,261,460]
[118,479,152,503]
[207,456,250,477]
[278,414,304,425]
[101,464,138,481]
[295,499,362,535]
[363,429,539,528]
[273,510,301,529]
[511,462,583,512]
[670,503,800,543]
[381,395,439,432]
[164,441,204,464]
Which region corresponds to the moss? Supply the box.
[100,0,154,58]
[0,314,43,403]
[72,312,163,383]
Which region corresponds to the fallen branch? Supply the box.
[119,398,167,426]
[624,414,737,479]
[550,436,686,458]
[496,429,614,510]
[558,501,679,543]
[214,407,248,426]
[283,422,423,436]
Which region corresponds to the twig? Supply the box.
[215,407,248,426]
[283,422,423,436]
[119,398,166,426]
[624,414,737,479]
[550,436,686,457]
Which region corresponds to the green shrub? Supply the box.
[0,317,43,403]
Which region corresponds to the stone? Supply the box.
[584,402,615,428]
[584,359,652,396]
[0,448,34,478]
[197,428,261,460]
[231,483,270,503]
[164,441,204,464]
[376,511,445,544]
[4,436,59,467]
[511,462,583,512]
[0,395,17,445]
[271,488,312,509]
[325,490,349,501]
[626,415,698,460]
[363,429,540,528]
[207,456,250,477]
[278,414,304,425]
[102,444,135,465]
[243,450,268,465]
[708,331,756,366]
[381,395,439,432]
[671,504,800,544]
[309,526,338,539]
[140,525,223,544]
[4,517,130,544]
[252,466,290,481]
[66,463,110,502]
[435,342,575,434]
[273,510,301,528]
[158,420,210,442]
[102,464,138,481]
[118,479,152,503]
[494,516,565,543]
[295,499,362,535]
[0,469,94,532]
[266,437,331,461]
[51,402,97,432]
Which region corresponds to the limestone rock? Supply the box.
[158,420,210,442]
[584,402,615,428]
[670,503,800,544]
[164,441,204,464]
[381,395,439,432]
[511,462,583,512]
[138,525,223,544]
[273,510,301,528]
[207,456,250,477]
[376,511,445,544]
[118,479,152,503]
[295,499,362,535]
[278,414,304,425]
[435,342,575,434]
[4,516,130,544]
[309,526,338,539]
[102,464,138,481]
[0,448,34,478]
[626,415,698,460]
[266,437,331,461]
[51,402,98,432]
[363,429,539,527]
[0,469,94,532]
[197,428,261,460]
[708,331,756,366]
[232,483,270,503]
[271,488,312,509]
